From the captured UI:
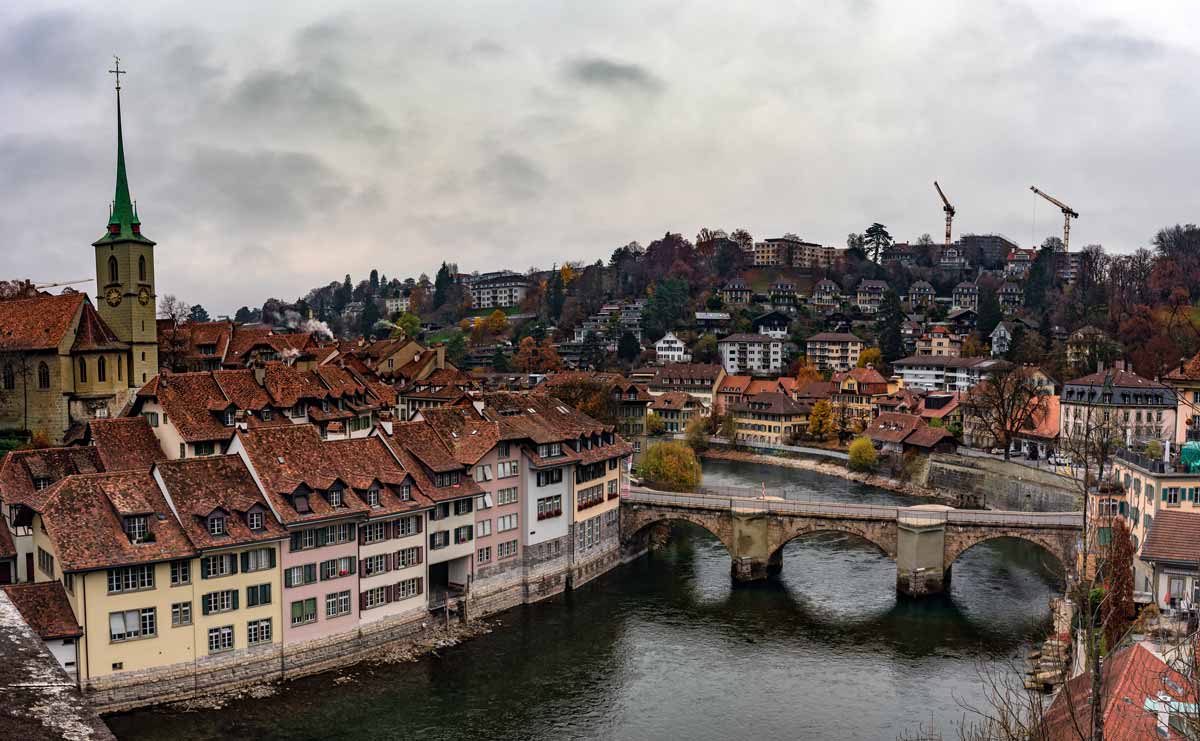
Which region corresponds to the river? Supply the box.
[106,459,1063,741]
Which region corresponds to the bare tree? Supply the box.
[962,366,1049,461]
[157,295,192,372]
[0,352,34,432]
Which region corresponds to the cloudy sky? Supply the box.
[3,1,1198,315]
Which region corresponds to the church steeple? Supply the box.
[94,56,153,247]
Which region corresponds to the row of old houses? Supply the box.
[0,388,631,709]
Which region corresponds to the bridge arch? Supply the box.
[768,519,898,562]
[943,528,1074,577]
[620,505,736,557]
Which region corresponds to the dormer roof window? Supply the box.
[247,510,264,531]
[124,515,149,544]
[367,487,381,508]
[208,513,227,537]
[328,486,344,509]
[294,494,311,514]
[223,409,236,426]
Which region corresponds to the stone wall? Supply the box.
[922,455,1080,512]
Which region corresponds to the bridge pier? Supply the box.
[896,509,949,597]
[731,550,782,582]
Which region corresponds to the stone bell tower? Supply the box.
[93,57,158,387]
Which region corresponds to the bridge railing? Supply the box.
[624,488,1083,528]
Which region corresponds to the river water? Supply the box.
[107,459,1063,741]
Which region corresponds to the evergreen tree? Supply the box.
[977,284,1003,337]
[491,347,511,372]
[234,306,253,323]
[545,266,566,320]
[863,223,892,263]
[1024,241,1058,311]
[188,304,211,323]
[876,289,904,364]
[369,269,379,294]
[581,331,606,370]
[359,300,381,339]
[617,331,641,362]
[433,262,453,308]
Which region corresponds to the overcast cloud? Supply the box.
[3,1,1199,315]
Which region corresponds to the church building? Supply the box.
[0,71,158,443]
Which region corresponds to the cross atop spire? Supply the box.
[108,56,125,92]
[95,55,152,247]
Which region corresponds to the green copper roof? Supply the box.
[94,87,154,247]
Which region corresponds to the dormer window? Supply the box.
[293,403,305,418]
[367,487,381,508]
[208,514,226,537]
[124,515,148,543]
[223,410,235,426]
[34,477,50,491]
[247,511,264,531]
[294,494,310,514]
[328,487,344,508]
[321,400,330,412]
[435,472,461,488]
[261,409,273,422]
[398,484,412,501]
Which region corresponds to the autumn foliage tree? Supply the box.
[513,337,562,373]
[847,437,877,472]
[638,441,701,492]
[808,399,835,441]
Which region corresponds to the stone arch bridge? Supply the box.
[621,488,1081,596]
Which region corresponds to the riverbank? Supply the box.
[162,619,495,713]
[700,448,953,502]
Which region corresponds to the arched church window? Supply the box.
[37,363,50,389]
[2,365,13,391]
[98,356,107,383]
[138,255,146,282]
[78,357,88,384]
[108,256,119,284]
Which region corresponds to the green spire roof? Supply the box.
[94,78,154,247]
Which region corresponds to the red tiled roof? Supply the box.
[718,375,752,393]
[866,412,923,444]
[260,362,327,407]
[0,446,103,510]
[418,407,500,466]
[1065,368,1167,389]
[730,391,807,416]
[155,455,287,549]
[139,372,236,443]
[904,425,954,449]
[1140,510,1200,565]
[87,417,166,471]
[2,582,82,639]
[71,300,127,352]
[650,392,697,411]
[0,292,85,352]
[213,369,272,411]
[1043,643,1194,740]
[239,425,430,523]
[35,471,196,572]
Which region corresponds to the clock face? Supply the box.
[105,287,122,307]
[138,286,151,306]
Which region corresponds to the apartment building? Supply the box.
[810,279,842,311]
[717,334,784,375]
[27,470,201,680]
[649,392,701,433]
[730,392,809,446]
[1060,368,1176,447]
[831,367,889,428]
[892,356,1011,392]
[952,282,978,310]
[644,364,725,409]
[914,325,962,357]
[1110,449,1200,603]
[907,281,935,309]
[154,456,287,662]
[855,280,888,314]
[805,332,864,373]
[469,273,528,310]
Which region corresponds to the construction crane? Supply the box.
[33,278,94,290]
[933,181,955,248]
[1030,186,1079,252]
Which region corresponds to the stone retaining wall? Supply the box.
[922,456,1079,512]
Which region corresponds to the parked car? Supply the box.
[989,448,1005,456]
[1048,455,1071,467]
